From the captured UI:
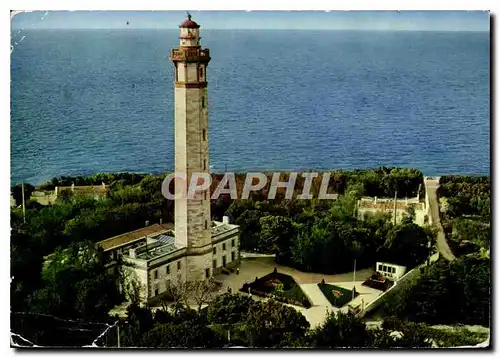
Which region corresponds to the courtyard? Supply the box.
[214,254,383,328]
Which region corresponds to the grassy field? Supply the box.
[318,283,358,308]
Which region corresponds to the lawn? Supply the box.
[240,271,311,308]
[318,283,358,308]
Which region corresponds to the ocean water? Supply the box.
[11,29,490,185]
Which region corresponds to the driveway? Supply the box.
[425,178,456,261]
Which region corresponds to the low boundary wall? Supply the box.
[360,251,440,317]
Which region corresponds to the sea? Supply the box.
[10,29,490,185]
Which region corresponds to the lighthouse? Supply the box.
[94,15,239,302]
[170,14,213,281]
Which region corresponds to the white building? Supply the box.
[375,262,407,281]
[357,196,427,226]
[99,218,239,303]
[30,183,109,206]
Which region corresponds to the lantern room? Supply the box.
[179,14,201,48]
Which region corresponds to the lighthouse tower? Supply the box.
[170,14,213,281]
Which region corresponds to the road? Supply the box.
[424,177,456,261]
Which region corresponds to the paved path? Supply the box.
[425,177,456,261]
[301,283,333,309]
[214,257,383,328]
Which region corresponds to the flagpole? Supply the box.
[21,182,26,224]
[352,258,356,300]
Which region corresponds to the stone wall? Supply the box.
[149,256,187,297]
[358,207,426,226]
[186,252,213,281]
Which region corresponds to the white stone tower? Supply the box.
[170,14,213,281]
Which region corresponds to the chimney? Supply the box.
[222,216,230,225]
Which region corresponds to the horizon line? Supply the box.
[11,27,490,32]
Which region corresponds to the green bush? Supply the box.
[240,272,312,308]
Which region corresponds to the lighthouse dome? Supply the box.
[179,14,200,29]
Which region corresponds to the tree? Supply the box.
[370,328,400,348]
[452,218,490,251]
[121,273,144,306]
[139,321,224,348]
[27,241,121,320]
[234,209,268,251]
[121,304,154,347]
[310,311,371,348]
[188,280,220,311]
[380,317,433,348]
[396,321,433,348]
[382,222,433,268]
[11,183,35,206]
[74,272,121,319]
[159,279,191,313]
[244,299,310,347]
[41,241,103,282]
[406,204,416,223]
[206,293,254,325]
[259,215,294,256]
[381,256,490,327]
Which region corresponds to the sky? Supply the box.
[11,10,490,31]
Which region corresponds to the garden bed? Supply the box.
[240,271,311,308]
[318,283,358,308]
[362,272,394,292]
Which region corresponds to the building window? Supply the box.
[203,159,207,170]
[231,251,235,261]
[154,270,158,279]
[213,247,216,255]
[378,264,382,271]
[205,220,208,229]
[202,129,206,141]
[382,265,387,272]
[202,96,205,108]
[204,191,207,200]
[154,288,159,296]
[392,267,396,274]
[213,259,217,269]
[167,265,170,275]
[222,255,227,267]
[177,261,181,270]
[222,243,226,251]
[199,67,204,80]
[205,268,210,279]
[232,239,235,247]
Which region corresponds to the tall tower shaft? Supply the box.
[170,15,212,281]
